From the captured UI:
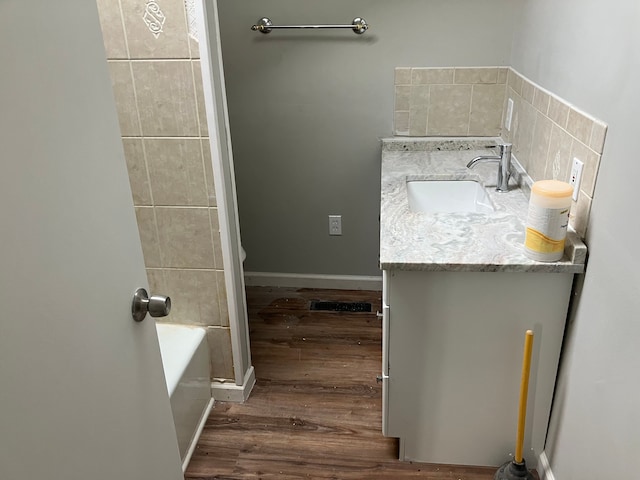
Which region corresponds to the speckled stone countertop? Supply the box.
[380,137,586,273]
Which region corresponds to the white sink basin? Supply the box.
[406,180,495,214]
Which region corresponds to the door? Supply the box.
[0,2,183,479]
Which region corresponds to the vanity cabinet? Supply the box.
[381,269,574,468]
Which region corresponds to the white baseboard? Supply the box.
[211,366,255,403]
[181,397,214,473]
[244,272,383,291]
[538,451,556,480]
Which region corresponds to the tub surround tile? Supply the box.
[135,207,162,267]
[155,207,215,268]
[108,61,141,136]
[202,138,217,206]
[192,61,209,137]
[96,0,128,59]
[163,269,221,326]
[206,327,235,380]
[132,60,199,136]
[120,0,191,59]
[144,138,208,206]
[122,138,152,205]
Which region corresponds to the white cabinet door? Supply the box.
[0,2,183,479]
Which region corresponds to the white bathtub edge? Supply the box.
[181,397,214,473]
[211,366,256,403]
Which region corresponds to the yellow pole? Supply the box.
[515,330,534,464]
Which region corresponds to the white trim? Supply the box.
[211,366,256,403]
[244,272,383,291]
[195,0,252,387]
[538,451,556,480]
[181,397,214,473]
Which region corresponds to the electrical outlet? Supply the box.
[505,98,514,131]
[569,157,584,201]
[329,215,342,236]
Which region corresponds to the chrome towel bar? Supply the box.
[251,17,368,35]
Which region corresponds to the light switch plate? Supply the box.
[570,157,584,201]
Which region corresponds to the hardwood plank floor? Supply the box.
[184,287,502,479]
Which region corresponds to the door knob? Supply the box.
[132,288,171,322]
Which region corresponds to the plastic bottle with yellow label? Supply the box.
[524,180,573,262]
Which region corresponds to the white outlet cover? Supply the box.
[505,98,514,131]
[570,157,584,201]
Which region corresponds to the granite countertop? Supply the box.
[379,137,586,273]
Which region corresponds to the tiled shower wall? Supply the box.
[394,66,607,239]
[96,0,234,381]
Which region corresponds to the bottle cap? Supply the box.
[531,180,573,198]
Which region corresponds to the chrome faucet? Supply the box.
[466,143,512,192]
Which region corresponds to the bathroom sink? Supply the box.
[406,180,495,214]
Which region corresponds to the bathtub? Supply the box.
[155,323,213,472]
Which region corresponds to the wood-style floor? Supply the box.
[184,287,499,479]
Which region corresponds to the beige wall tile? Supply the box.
[202,139,217,206]
[512,100,536,170]
[395,68,411,85]
[155,207,215,268]
[528,112,553,182]
[120,0,190,59]
[206,326,235,380]
[521,80,535,104]
[395,86,411,111]
[589,121,608,154]
[567,109,593,145]
[569,191,592,239]
[570,140,601,198]
[545,124,573,181]
[108,61,141,136]
[547,96,569,128]
[189,36,200,59]
[394,112,410,135]
[454,68,498,84]
[497,68,508,84]
[144,138,208,206]
[163,269,221,326]
[132,60,199,136]
[532,89,550,115]
[146,268,166,295]
[507,69,523,95]
[122,138,152,205]
[408,86,429,136]
[135,207,161,267]
[192,61,209,137]
[411,68,454,85]
[216,271,229,327]
[468,84,505,136]
[427,85,472,136]
[210,208,224,270]
[96,0,128,59]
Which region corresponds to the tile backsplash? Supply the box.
[394,67,508,136]
[393,66,607,240]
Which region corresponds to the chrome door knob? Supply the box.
[132,288,171,322]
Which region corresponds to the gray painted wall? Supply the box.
[511,1,640,477]
[217,0,520,276]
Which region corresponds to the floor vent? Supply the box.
[309,301,372,312]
